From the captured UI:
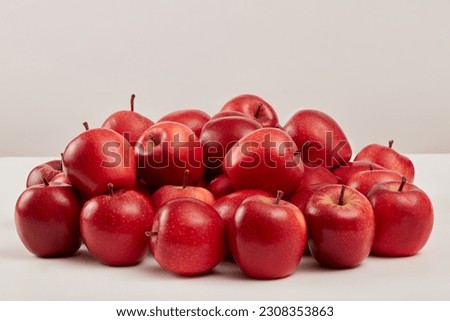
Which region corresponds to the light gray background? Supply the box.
[1,0,449,156]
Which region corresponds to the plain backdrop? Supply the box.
[1,0,449,156]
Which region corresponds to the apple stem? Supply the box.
[274,190,284,204]
[254,103,262,118]
[183,169,190,188]
[83,122,89,131]
[107,183,114,196]
[42,177,50,186]
[389,140,394,148]
[369,164,374,171]
[145,231,158,237]
[130,94,136,112]
[59,153,64,171]
[338,184,346,206]
[398,177,407,192]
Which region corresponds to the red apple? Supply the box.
[299,165,338,188]
[26,159,62,187]
[347,168,403,195]
[354,140,415,182]
[80,184,154,266]
[63,122,136,198]
[158,109,210,138]
[228,191,307,279]
[223,128,304,196]
[213,189,273,258]
[366,178,434,256]
[200,116,262,174]
[151,170,215,210]
[150,198,225,275]
[220,94,279,128]
[102,94,154,146]
[332,160,384,185]
[207,173,234,199]
[50,172,71,185]
[15,179,82,257]
[289,183,329,214]
[136,121,204,189]
[305,184,375,268]
[211,110,248,120]
[283,109,352,169]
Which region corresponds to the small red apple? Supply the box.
[15,179,82,257]
[354,140,415,182]
[223,128,304,196]
[332,160,384,185]
[63,122,136,198]
[150,198,225,275]
[283,109,352,169]
[158,109,210,138]
[213,189,273,258]
[228,191,307,279]
[136,121,204,189]
[102,94,154,146]
[26,159,62,187]
[151,170,215,210]
[366,178,434,256]
[347,167,403,195]
[80,184,154,266]
[305,184,375,268]
[206,173,234,199]
[220,94,279,128]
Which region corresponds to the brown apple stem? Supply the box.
[338,184,346,206]
[145,231,158,237]
[388,140,394,148]
[83,122,89,131]
[254,103,262,118]
[274,190,284,204]
[183,169,190,188]
[398,177,407,192]
[59,153,64,171]
[369,164,374,171]
[107,183,114,196]
[130,94,136,112]
[41,177,50,186]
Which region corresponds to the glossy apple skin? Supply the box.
[223,128,304,196]
[213,189,273,258]
[151,185,215,210]
[283,109,352,169]
[289,183,329,213]
[80,189,154,266]
[332,160,384,185]
[366,181,434,256]
[347,169,403,196]
[158,109,210,139]
[305,184,375,269]
[15,183,82,257]
[26,160,62,187]
[207,173,234,199]
[151,198,225,275]
[299,165,338,188]
[220,94,279,128]
[136,121,204,189]
[354,143,415,182]
[200,116,262,173]
[102,110,154,146]
[229,195,307,279]
[211,110,248,120]
[50,172,71,185]
[63,128,136,198]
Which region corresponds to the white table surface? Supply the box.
[1,155,449,301]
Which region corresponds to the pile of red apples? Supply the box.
[15,94,434,279]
